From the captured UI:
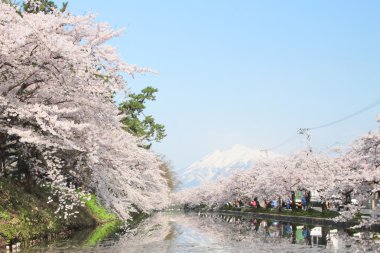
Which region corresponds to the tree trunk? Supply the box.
[278,196,282,213]
[0,133,6,177]
[291,191,296,211]
[321,201,327,211]
[306,191,311,211]
[17,158,34,193]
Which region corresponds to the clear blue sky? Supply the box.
[60,1,380,170]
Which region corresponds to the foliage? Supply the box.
[217,204,340,218]
[0,1,170,220]
[85,220,123,246]
[173,122,380,227]
[119,86,166,149]
[84,194,117,223]
[22,0,67,14]
[0,178,96,243]
[158,156,179,192]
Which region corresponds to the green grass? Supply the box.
[284,208,339,218]
[220,205,340,219]
[0,178,99,244]
[83,197,154,245]
[85,220,123,246]
[0,178,65,243]
[0,208,11,221]
[0,179,149,249]
[84,195,117,223]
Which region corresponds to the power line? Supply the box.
[264,97,380,152]
[268,135,298,150]
[297,97,380,151]
[308,98,380,130]
[261,134,299,153]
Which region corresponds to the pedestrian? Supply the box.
[286,198,291,209]
[254,197,260,208]
[306,191,311,210]
[301,195,307,210]
[264,198,269,209]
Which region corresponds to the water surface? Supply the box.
[22,212,380,252]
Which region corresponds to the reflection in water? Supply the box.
[23,212,380,252]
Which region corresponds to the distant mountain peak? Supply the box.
[178,145,281,189]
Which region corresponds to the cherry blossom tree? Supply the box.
[0,1,169,219]
[174,122,380,226]
[328,126,380,225]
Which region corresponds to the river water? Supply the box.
[20,212,380,252]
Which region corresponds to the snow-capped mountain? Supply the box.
[178,145,281,189]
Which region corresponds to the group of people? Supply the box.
[229,197,262,208]
[232,199,244,207]
[249,197,261,208]
[283,191,312,210]
[230,190,314,211]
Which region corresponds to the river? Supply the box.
[19,212,380,252]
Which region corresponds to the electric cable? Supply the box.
[309,98,380,130]
[266,135,299,151]
[263,97,380,152]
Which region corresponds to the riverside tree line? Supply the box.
[174,121,380,227]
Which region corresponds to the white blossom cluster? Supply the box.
[174,124,380,227]
[0,2,169,219]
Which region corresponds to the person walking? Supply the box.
[301,195,307,210]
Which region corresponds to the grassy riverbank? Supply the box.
[239,206,340,219]
[83,195,124,245]
[187,204,340,219]
[0,178,122,247]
